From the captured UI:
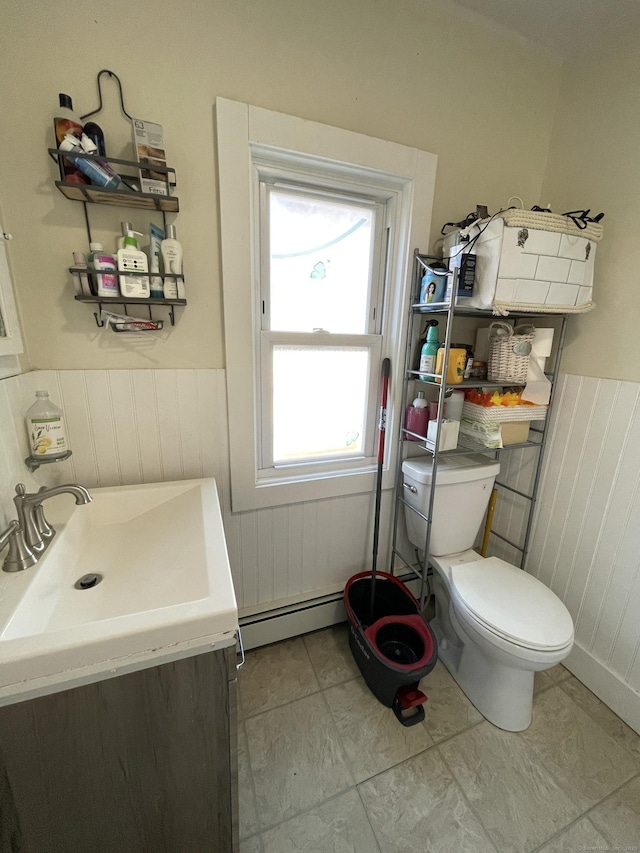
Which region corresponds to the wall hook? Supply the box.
[80,69,133,122]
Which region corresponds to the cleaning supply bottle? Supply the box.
[25,391,68,459]
[161,224,185,299]
[87,243,118,297]
[53,93,83,180]
[419,321,439,381]
[404,390,429,441]
[117,230,149,298]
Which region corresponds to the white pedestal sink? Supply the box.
[0,478,238,705]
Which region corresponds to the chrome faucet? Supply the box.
[14,483,92,553]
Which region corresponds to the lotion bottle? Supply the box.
[117,230,149,298]
[87,243,118,297]
[161,224,185,299]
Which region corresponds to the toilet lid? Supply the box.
[450,557,574,651]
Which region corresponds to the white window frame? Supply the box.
[216,98,436,512]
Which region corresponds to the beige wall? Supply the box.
[0,0,562,371]
[541,25,640,381]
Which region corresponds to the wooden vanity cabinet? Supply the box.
[0,645,238,853]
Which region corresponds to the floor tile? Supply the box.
[238,723,259,839]
[246,692,353,829]
[533,669,554,694]
[238,637,320,718]
[419,661,483,743]
[303,624,360,688]
[324,676,435,783]
[261,788,380,853]
[535,816,610,852]
[358,747,496,853]
[240,836,262,853]
[559,674,640,761]
[439,721,579,853]
[519,686,638,811]
[546,664,571,684]
[588,775,640,847]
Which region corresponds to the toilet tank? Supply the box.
[401,454,500,556]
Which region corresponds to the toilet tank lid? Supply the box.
[402,454,500,486]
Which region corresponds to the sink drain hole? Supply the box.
[75,573,103,590]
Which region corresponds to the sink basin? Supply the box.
[0,479,237,705]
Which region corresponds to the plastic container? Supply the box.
[25,391,68,458]
[404,391,429,441]
[419,265,447,304]
[435,344,467,384]
[118,231,150,298]
[446,390,465,421]
[53,93,83,180]
[87,243,118,297]
[161,224,185,299]
[418,322,439,381]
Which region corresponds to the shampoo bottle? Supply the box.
[117,230,150,298]
[161,224,185,299]
[149,223,165,298]
[419,321,439,381]
[87,243,118,297]
[53,93,83,180]
[25,391,68,459]
[116,221,133,252]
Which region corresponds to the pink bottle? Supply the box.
[404,391,429,441]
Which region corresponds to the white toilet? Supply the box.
[401,454,574,731]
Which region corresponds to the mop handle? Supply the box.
[369,358,391,621]
[377,358,390,463]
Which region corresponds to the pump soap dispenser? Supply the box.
[117,230,149,298]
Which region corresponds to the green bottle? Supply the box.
[419,321,439,381]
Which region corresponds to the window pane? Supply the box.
[269,189,374,334]
[272,346,369,464]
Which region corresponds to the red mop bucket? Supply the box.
[343,358,438,725]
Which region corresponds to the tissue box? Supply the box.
[426,419,459,451]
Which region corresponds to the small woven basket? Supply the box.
[462,401,547,424]
[487,323,534,383]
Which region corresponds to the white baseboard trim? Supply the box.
[565,641,640,735]
[238,572,426,651]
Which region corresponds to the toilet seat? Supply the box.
[450,557,574,652]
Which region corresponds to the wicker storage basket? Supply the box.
[462,401,547,424]
[487,324,534,383]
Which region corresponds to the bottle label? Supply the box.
[28,417,67,456]
[96,272,118,291]
[419,354,436,376]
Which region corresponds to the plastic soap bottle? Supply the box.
[118,230,150,298]
[53,93,83,180]
[419,321,439,381]
[404,390,429,441]
[161,224,185,299]
[25,391,68,459]
[87,243,118,297]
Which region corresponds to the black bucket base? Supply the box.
[344,572,438,713]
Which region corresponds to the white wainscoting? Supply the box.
[0,369,392,620]
[490,373,640,733]
[1,368,638,731]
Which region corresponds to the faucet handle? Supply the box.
[0,520,20,552]
[15,483,26,497]
[0,521,37,573]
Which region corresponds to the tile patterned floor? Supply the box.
[238,625,640,853]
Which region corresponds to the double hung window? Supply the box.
[216,99,436,511]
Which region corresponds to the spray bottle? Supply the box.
[419,321,439,381]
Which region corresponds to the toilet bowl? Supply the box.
[402,455,574,731]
